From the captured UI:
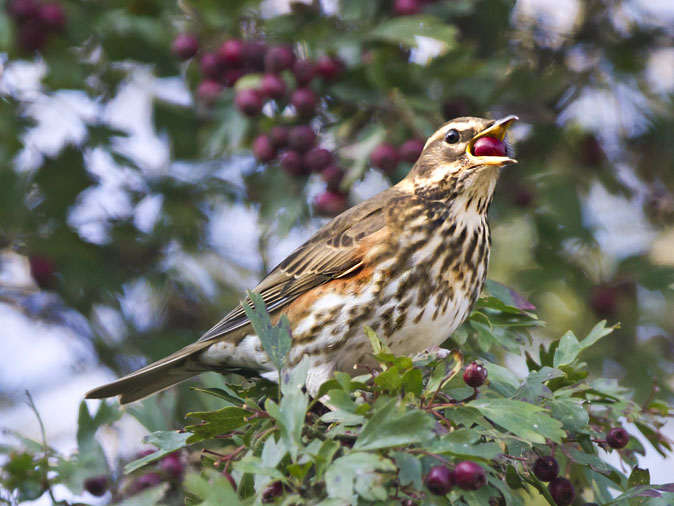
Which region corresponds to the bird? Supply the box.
[86,115,518,404]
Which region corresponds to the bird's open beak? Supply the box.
[466,115,518,166]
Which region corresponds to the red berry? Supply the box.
[472,137,507,157]
[262,481,283,503]
[269,125,289,149]
[304,147,332,172]
[261,73,286,100]
[18,21,47,51]
[606,427,629,449]
[242,40,266,71]
[159,452,183,479]
[371,143,399,172]
[287,125,316,153]
[453,461,486,491]
[590,285,617,318]
[200,52,224,79]
[548,477,575,506]
[400,138,424,163]
[39,3,65,31]
[29,255,55,289]
[6,0,38,22]
[314,190,348,216]
[129,472,163,495]
[582,134,603,166]
[235,89,264,117]
[321,164,345,190]
[265,45,296,73]
[463,361,487,388]
[84,476,109,497]
[171,33,199,61]
[532,456,559,482]
[292,59,316,86]
[280,150,306,176]
[425,465,453,496]
[316,55,344,82]
[252,135,277,163]
[222,69,245,87]
[196,79,222,103]
[394,0,422,15]
[218,39,244,68]
[511,184,534,208]
[291,87,317,118]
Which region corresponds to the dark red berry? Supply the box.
[442,99,470,120]
[6,0,38,22]
[200,52,224,79]
[129,472,163,495]
[222,69,245,87]
[394,0,422,16]
[472,137,507,157]
[606,427,629,449]
[582,134,603,166]
[532,456,559,482]
[453,461,486,491]
[400,138,424,163]
[371,143,399,173]
[463,361,487,388]
[261,481,283,503]
[304,147,332,172]
[322,164,345,190]
[287,125,316,153]
[261,73,286,100]
[159,452,183,479]
[218,39,245,68]
[280,150,306,176]
[196,79,222,103]
[84,476,109,497]
[253,135,277,163]
[18,21,47,51]
[316,55,344,82]
[39,3,65,31]
[590,285,617,318]
[242,40,266,71]
[548,477,575,506]
[269,125,289,149]
[511,184,534,208]
[235,89,264,117]
[29,255,55,289]
[265,45,295,73]
[171,33,199,61]
[314,190,348,216]
[292,59,316,86]
[291,87,317,117]
[425,465,453,496]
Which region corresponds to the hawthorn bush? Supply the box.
[1,0,674,504]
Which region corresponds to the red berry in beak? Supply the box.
[472,136,507,157]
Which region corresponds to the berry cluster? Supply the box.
[370,139,425,174]
[5,0,65,51]
[171,34,349,216]
[424,460,486,496]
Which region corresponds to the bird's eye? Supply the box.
[444,129,460,144]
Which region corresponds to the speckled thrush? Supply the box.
[86,115,518,404]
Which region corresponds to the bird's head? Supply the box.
[405,115,518,204]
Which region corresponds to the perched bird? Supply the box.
[86,115,518,404]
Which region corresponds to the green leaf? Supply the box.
[354,398,435,450]
[515,366,565,402]
[184,406,252,444]
[324,452,396,501]
[183,469,238,505]
[115,483,170,506]
[628,467,651,488]
[124,431,191,474]
[554,321,614,368]
[393,452,423,489]
[402,368,423,397]
[374,366,402,392]
[242,291,292,372]
[470,398,565,444]
[548,398,589,432]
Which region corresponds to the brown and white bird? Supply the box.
[86,115,518,404]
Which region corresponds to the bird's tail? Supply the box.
[85,341,211,404]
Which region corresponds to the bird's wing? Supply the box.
[196,190,395,343]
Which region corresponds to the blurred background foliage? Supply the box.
[0,0,673,498]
